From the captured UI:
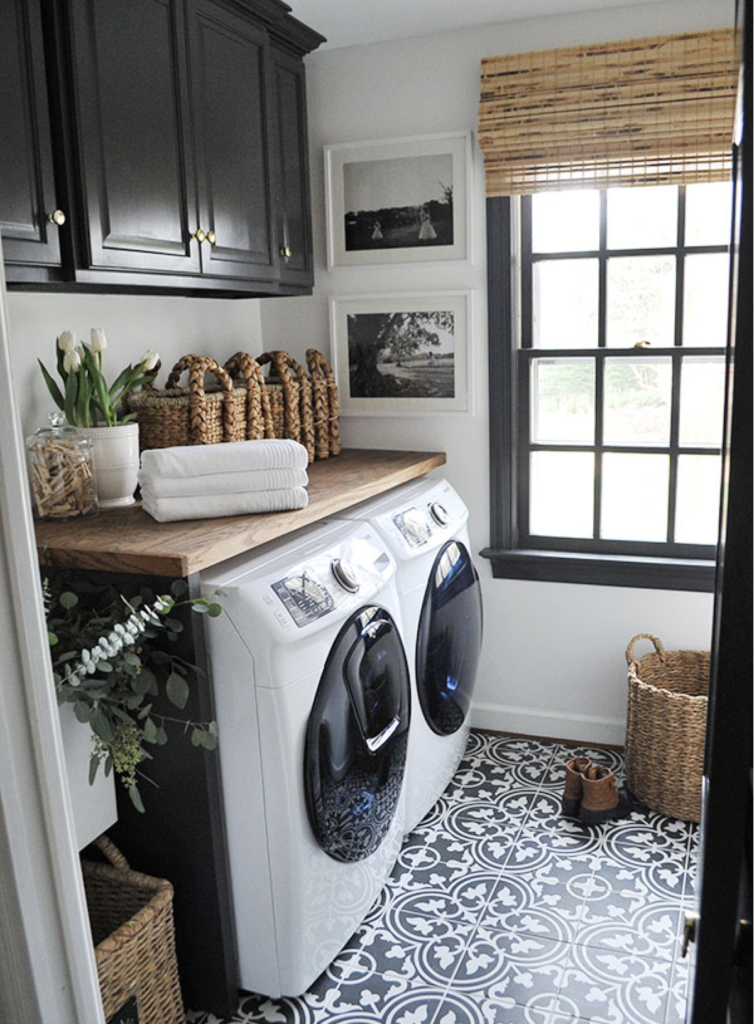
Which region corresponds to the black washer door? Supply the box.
[415,540,483,736]
[305,606,410,863]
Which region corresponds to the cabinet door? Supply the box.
[0,0,63,268]
[272,48,314,290]
[69,0,201,275]
[188,0,277,282]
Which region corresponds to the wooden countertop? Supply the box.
[35,449,446,577]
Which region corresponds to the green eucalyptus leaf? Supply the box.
[74,701,93,724]
[59,591,78,610]
[164,618,183,633]
[129,785,145,813]
[104,755,113,777]
[208,721,219,737]
[201,731,218,751]
[131,670,154,695]
[171,579,189,597]
[156,726,168,746]
[191,729,203,747]
[207,603,223,618]
[166,672,189,710]
[88,754,100,786]
[142,717,159,743]
[90,708,114,743]
[122,651,141,667]
[48,631,58,646]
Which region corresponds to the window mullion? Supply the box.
[666,188,687,544]
[594,190,608,541]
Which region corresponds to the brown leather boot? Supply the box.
[579,765,632,825]
[561,756,591,816]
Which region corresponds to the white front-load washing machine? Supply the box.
[200,519,410,998]
[338,476,483,834]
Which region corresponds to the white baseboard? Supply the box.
[470,701,626,747]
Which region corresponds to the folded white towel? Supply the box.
[138,466,308,498]
[140,439,308,478]
[141,486,309,523]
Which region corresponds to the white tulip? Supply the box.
[57,330,77,354]
[89,327,108,353]
[140,349,160,371]
[63,348,82,373]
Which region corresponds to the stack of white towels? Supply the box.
[138,439,309,523]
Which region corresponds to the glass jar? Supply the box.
[26,412,99,520]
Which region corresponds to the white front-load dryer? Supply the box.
[200,519,410,998]
[338,476,483,834]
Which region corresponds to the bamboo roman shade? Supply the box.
[478,29,738,195]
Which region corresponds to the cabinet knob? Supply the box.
[206,231,217,246]
[280,245,292,259]
[47,209,66,227]
[191,228,207,243]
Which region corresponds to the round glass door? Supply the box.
[305,606,410,863]
[415,540,483,735]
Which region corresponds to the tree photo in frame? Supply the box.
[331,294,471,415]
[325,133,471,267]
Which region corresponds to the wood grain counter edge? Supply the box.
[36,449,446,577]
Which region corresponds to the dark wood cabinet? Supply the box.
[0,0,324,296]
[1,0,63,272]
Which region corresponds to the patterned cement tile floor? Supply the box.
[188,731,698,1024]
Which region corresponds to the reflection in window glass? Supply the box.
[607,256,676,347]
[676,455,722,544]
[530,452,594,538]
[532,359,595,444]
[683,253,731,348]
[532,190,600,252]
[601,453,669,542]
[604,358,672,445]
[607,185,678,249]
[679,357,727,447]
[533,260,598,348]
[685,181,733,245]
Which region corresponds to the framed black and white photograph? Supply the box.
[330,293,471,415]
[324,133,471,267]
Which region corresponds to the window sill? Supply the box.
[479,547,716,592]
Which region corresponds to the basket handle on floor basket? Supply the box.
[165,354,237,444]
[625,633,666,668]
[225,351,274,440]
[92,834,131,872]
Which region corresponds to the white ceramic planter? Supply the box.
[59,703,117,850]
[81,423,139,508]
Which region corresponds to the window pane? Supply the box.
[604,358,672,445]
[532,359,595,444]
[683,253,731,347]
[676,455,722,545]
[679,357,726,447]
[607,256,676,347]
[607,185,678,249]
[530,451,594,538]
[685,181,733,246]
[533,259,598,347]
[531,190,600,252]
[601,453,669,542]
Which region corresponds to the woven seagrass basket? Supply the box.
[82,835,185,1024]
[624,633,709,822]
[255,350,315,462]
[306,348,341,458]
[127,354,246,450]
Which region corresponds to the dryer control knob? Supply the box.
[429,501,450,527]
[332,557,361,592]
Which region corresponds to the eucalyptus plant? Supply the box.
[44,574,222,812]
[38,328,159,427]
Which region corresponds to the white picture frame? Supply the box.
[324,132,471,268]
[330,292,471,416]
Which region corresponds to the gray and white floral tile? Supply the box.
[188,731,697,1024]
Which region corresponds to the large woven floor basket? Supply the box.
[82,835,185,1024]
[624,633,709,823]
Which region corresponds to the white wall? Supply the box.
[7,292,264,437]
[261,0,734,744]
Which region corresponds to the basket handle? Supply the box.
[625,633,666,667]
[306,348,335,383]
[225,352,274,439]
[257,351,302,439]
[165,354,236,444]
[92,834,130,872]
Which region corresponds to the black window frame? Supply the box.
[481,188,730,592]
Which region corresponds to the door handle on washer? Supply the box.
[366,715,401,752]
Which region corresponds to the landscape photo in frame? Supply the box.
[331,293,471,415]
[325,133,470,266]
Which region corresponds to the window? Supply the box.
[483,182,732,590]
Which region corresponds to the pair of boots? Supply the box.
[561,756,632,825]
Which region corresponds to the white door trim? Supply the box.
[0,246,105,1022]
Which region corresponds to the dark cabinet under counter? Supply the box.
[1,0,323,297]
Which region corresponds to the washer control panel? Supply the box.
[392,506,432,548]
[271,569,334,627]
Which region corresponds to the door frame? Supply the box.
[0,243,105,1023]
